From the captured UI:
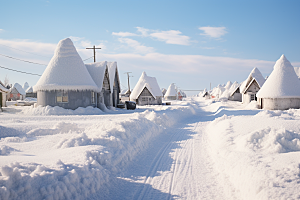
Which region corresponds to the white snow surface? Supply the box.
[164,83,177,97]
[130,72,163,100]
[33,38,98,92]
[1,97,300,200]
[294,67,300,78]
[12,83,26,95]
[240,67,265,93]
[257,55,300,98]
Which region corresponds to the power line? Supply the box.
[0,65,41,76]
[82,56,94,62]
[0,53,47,66]
[0,43,50,58]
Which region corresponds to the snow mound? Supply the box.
[27,122,82,137]
[0,126,21,139]
[33,38,98,92]
[246,128,300,153]
[22,105,104,116]
[257,55,300,98]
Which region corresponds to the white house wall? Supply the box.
[259,98,300,110]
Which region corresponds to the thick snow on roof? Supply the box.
[294,67,300,78]
[12,83,26,95]
[164,83,177,97]
[25,86,33,93]
[85,61,107,90]
[224,81,232,90]
[33,38,98,92]
[0,83,9,92]
[130,72,163,100]
[107,62,119,93]
[257,55,300,98]
[240,67,265,93]
[23,82,29,91]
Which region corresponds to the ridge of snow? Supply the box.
[164,83,177,97]
[257,55,300,98]
[130,72,163,100]
[33,38,98,92]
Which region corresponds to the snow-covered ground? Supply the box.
[1,98,300,199]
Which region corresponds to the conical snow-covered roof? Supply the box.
[240,67,265,93]
[33,38,98,92]
[257,55,300,98]
[130,72,163,100]
[23,82,29,91]
[164,83,177,97]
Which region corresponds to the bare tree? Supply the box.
[4,75,9,86]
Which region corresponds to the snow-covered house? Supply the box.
[25,86,37,98]
[229,83,242,101]
[85,61,120,109]
[161,88,167,96]
[164,83,177,100]
[257,55,300,110]
[130,72,163,105]
[9,83,26,101]
[33,38,99,110]
[23,82,29,92]
[239,67,265,104]
[0,81,9,108]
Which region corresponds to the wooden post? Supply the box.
[86,45,101,63]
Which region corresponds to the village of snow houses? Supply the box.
[1,36,300,200]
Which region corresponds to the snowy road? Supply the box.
[94,106,230,200]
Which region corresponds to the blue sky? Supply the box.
[0,0,299,95]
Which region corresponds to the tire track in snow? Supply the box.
[133,125,188,200]
[167,121,200,200]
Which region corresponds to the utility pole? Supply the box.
[86,45,101,62]
[124,72,132,100]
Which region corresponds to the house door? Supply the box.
[0,92,2,107]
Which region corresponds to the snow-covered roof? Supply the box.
[23,82,29,91]
[130,72,163,100]
[12,83,26,95]
[294,67,300,78]
[164,83,177,97]
[107,62,120,92]
[257,55,300,98]
[85,61,107,90]
[33,38,98,92]
[240,67,265,93]
[25,86,33,93]
[0,82,9,93]
[224,81,232,90]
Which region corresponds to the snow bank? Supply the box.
[0,103,196,199]
[206,107,300,200]
[22,105,104,115]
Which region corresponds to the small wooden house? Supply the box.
[239,67,265,104]
[9,83,26,101]
[33,38,99,110]
[257,55,300,110]
[229,86,242,101]
[0,81,9,108]
[130,72,163,105]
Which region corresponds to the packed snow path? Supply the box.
[91,102,231,200]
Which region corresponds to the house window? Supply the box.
[57,91,68,103]
[91,92,95,104]
[250,94,255,101]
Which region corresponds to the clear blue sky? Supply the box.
[0,0,299,95]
